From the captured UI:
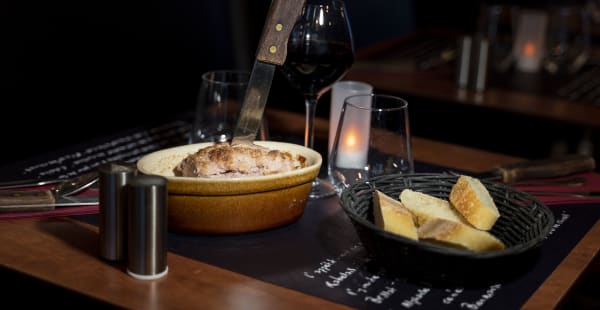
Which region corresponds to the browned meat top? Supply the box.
[173,143,307,178]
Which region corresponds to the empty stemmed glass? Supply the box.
[279,0,355,199]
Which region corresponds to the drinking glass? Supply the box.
[328,94,414,195]
[190,70,267,143]
[279,0,355,199]
[543,4,591,75]
[478,4,519,73]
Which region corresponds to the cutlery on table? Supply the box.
[0,171,99,213]
[0,171,99,191]
[523,191,600,198]
[512,177,587,187]
[467,154,596,183]
[0,177,66,190]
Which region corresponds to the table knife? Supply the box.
[475,154,596,183]
[231,0,306,145]
[0,178,65,190]
[523,191,600,198]
[0,190,98,213]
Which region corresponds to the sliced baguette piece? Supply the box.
[418,218,505,252]
[399,189,469,226]
[449,175,500,230]
[373,190,418,240]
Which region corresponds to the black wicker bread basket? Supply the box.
[339,173,555,286]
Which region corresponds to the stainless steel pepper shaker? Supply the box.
[98,162,136,261]
[126,175,168,280]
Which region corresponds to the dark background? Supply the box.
[2,0,482,163]
[2,0,595,164]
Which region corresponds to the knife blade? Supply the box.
[523,191,600,198]
[0,178,64,190]
[231,0,306,145]
[475,154,596,183]
[0,190,98,213]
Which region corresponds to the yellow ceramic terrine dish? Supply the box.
[136,141,322,234]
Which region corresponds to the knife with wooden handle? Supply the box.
[477,154,596,183]
[231,0,306,145]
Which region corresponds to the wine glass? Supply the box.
[543,4,591,75]
[279,0,355,199]
[478,4,519,73]
[190,70,269,144]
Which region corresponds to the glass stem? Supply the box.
[304,96,318,149]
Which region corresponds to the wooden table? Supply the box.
[0,109,598,309]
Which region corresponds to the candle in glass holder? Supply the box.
[328,94,413,194]
[335,97,371,169]
[329,81,373,155]
[336,126,369,169]
[513,10,547,73]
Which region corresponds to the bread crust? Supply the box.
[399,189,468,226]
[449,175,500,230]
[374,175,505,253]
[418,218,505,252]
[373,190,418,240]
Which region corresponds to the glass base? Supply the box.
[309,178,337,199]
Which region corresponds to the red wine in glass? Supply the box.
[281,41,354,97]
[279,0,355,199]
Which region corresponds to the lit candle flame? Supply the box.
[523,41,536,57]
[344,129,360,150]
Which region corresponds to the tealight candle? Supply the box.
[329,81,373,155]
[336,125,369,169]
[333,95,371,169]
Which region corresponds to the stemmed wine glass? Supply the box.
[279,0,355,199]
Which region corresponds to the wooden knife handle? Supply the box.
[0,190,55,213]
[495,154,596,183]
[256,0,306,65]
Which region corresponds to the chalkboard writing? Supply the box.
[297,240,508,309]
[0,120,188,180]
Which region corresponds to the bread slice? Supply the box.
[418,218,505,252]
[399,189,468,226]
[373,190,418,240]
[449,175,500,230]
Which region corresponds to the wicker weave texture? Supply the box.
[340,173,555,259]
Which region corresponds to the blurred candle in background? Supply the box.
[513,10,547,72]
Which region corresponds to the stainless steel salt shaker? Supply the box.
[98,162,136,261]
[127,175,168,280]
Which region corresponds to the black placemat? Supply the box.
[74,198,599,310]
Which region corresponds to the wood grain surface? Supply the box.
[346,33,600,129]
[0,217,351,309]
